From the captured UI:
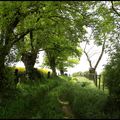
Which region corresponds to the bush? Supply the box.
[103,50,120,107]
[0,76,62,119]
[2,66,16,90]
[71,87,107,119]
[102,48,120,118]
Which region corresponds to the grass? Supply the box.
[0,74,119,119]
[57,76,109,119]
[0,76,65,119]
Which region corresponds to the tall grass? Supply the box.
[0,73,118,119]
[0,76,64,119]
[58,76,109,119]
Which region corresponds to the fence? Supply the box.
[89,73,104,91]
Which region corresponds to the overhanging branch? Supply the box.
[12,28,34,46]
[111,1,120,16]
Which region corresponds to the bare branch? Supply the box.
[94,39,106,70]
[84,41,88,51]
[84,49,92,68]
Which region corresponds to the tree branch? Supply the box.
[30,31,34,51]
[12,28,34,46]
[84,50,92,68]
[84,41,88,52]
[94,39,106,70]
[111,1,120,16]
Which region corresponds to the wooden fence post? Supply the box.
[103,79,104,91]
[94,74,97,87]
[98,75,101,89]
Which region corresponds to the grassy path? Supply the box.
[0,76,110,119]
[57,97,75,119]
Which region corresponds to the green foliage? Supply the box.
[72,71,90,79]
[40,88,64,119]
[72,71,83,77]
[103,48,120,111]
[71,86,107,119]
[0,1,120,119]
[0,77,62,119]
[1,75,120,119]
[43,46,82,73]
[57,76,108,119]
[1,67,16,90]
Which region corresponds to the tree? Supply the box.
[102,45,120,111]
[102,1,120,109]
[111,1,120,17]
[0,1,46,89]
[30,1,91,76]
[14,1,93,79]
[82,33,106,74]
[16,30,42,80]
[79,1,116,81]
[57,58,80,75]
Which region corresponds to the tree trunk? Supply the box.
[0,58,5,90]
[84,51,92,68]
[84,39,106,87]
[89,67,97,86]
[0,46,11,90]
[49,57,57,77]
[60,69,64,75]
[94,39,106,70]
[59,64,64,75]
[46,50,57,77]
[51,65,57,77]
[21,51,38,80]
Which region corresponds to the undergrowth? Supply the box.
[0,75,119,119]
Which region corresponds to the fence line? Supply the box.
[89,74,104,91]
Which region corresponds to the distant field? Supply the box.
[15,67,52,75]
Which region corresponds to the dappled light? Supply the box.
[0,1,120,119]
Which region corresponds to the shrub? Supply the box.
[71,86,107,119]
[2,66,16,90]
[0,76,62,119]
[102,50,120,113]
